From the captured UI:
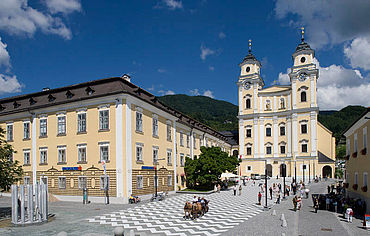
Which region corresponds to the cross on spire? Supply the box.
[301,27,305,42]
[249,39,252,54]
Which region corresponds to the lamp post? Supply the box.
[154,158,166,197]
[303,160,305,184]
[309,159,311,183]
[264,160,268,210]
[294,155,297,184]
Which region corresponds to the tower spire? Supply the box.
[301,27,305,42]
[248,39,252,54]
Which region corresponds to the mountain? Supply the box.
[158,95,366,142]
[158,94,238,131]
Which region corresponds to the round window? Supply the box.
[246,66,251,72]
[300,57,306,63]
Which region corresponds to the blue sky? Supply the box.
[0,0,369,110]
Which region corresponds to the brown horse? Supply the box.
[192,202,203,219]
[183,201,192,219]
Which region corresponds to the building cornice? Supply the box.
[237,107,319,120]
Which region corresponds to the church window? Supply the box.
[280,145,286,154]
[280,98,285,109]
[301,143,308,153]
[266,127,271,137]
[301,124,307,134]
[246,66,250,73]
[246,128,252,138]
[246,98,251,109]
[301,57,306,63]
[266,146,272,154]
[300,91,307,102]
[280,126,285,136]
[246,144,252,155]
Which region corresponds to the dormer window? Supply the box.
[85,87,95,95]
[13,101,20,108]
[48,94,56,102]
[66,90,74,99]
[29,98,37,105]
[301,91,307,102]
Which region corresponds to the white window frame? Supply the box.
[266,143,272,155]
[153,146,159,163]
[280,143,286,154]
[23,121,30,139]
[39,147,48,164]
[168,175,172,186]
[40,176,48,185]
[23,149,31,165]
[167,149,172,165]
[136,143,143,162]
[99,142,109,162]
[59,176,66,189]
[166,120,172,141]
[301,123,308,134]
[265,124,272,137]
[77,144,87,163]
[99,108,109,130]
[245,97,251,109]
[152,114,158,137]
[24,176,31,185]
[57,145,67,163]
[280,97,285,109]
[40,117,47,137]
[57,114,66,135]
[7,123,13,141]
[100,176,110,190]
[246,126,252,138]
[180,131,184,146]
[186,134,190,148]
[137,175,143,189]
[279,123,286,136]
[300,139,309,153]
[180,153,185,167]
[78,176,87,189]
[246,143,252,156]
[194,134,197,149]
[135,107,143,132]
[77,112,87,133]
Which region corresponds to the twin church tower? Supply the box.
[237,29,335,180]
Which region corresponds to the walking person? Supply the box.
[258,192,262,205]
[276,192,280,204]
[269,187,273,200]
[239,184,242,196]
[233,185,237,196]
[297,196,302,210]
[346,207,353,223]
[217,183,221,193]
[293,196,297,211]
[314,198,319,213]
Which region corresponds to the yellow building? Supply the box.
[237,34,335,182]
[343,108,370,213]
[1,75,231,203]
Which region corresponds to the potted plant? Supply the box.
[361,186,367,192]
[352,184,358,190]
[352,152,357,158]
[361,148,367,155]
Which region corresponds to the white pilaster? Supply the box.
[287,94,291,110]
[173,120,177,191]
[115,99,124,198]
[292,80,297,109]
[253,118,258,158]
[273,96,277,112]
[259,118,264,158]
[273,116,278,157]
[310,112,317,156]
[310,77,315,107]
[239,87,243,114]
[287,116,292,157]
[259,96,263,112]
[32,115,37,186]
[190,130,194,159]
[292,113,298,155]
[239,119,244,156]
[253,84,258,113]
[125,98,132,198]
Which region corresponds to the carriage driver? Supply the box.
[192,196,198,204]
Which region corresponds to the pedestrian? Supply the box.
[276,192,280,204]
[278,183,282,193]
[326,197,330,210]
[327,185,330,194]
[314,198,319,213]
[217,183,221,193]
[286,186,290,196]
[233,185,237,196]
[258,192,262,205]
[293,196,297,211]
[239,185,242,196]
[297,196,302,210]
[305,188,310,198]
[346,207,353,223]
[269,187,273,200]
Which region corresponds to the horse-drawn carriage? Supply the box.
[183,198,209,220]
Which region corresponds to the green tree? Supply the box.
[336,144,346,160]
[335,168,343,179]
[184,146,240,190]
[0,127,23,191]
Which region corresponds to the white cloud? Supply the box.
[344,37,370,71]
[218,32,226,39]
[0,0,78,39]
[0,37,10,69]
[155,0,183,10]
[278,58,370,109]
[45,0,81,14]
[200,45,215,61]
[189,89,200,96]
[0,74,21,94]
[158,90,175,96]
[147,85,155,91]
[274,0,370,49]
[203,90,214,98]
[157,68,166,73]
[209,66,214,71]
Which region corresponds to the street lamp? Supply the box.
[264,160,268,210]
[154,158,166,197]
[303,160,305,184]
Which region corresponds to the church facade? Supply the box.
[237,33,335,181]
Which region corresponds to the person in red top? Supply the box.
[258,192,262,205]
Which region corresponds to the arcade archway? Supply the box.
[322,165,332,178]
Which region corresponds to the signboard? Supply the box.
[142,166,155,170]
[365,214,370,228]
[62,166,82,171]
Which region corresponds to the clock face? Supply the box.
[298,72,308,82]
[244,81,251,90]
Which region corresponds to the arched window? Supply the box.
[246,98,251,109]
[301,91,307,102]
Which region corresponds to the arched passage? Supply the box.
[322,165,332,178]
[266,164,273,177]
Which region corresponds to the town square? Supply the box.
[0,0,369,235]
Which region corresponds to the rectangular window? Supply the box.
[280,126,285,136]
[266,127,271,137]
[58,177,66,189]
[180,153,185,167]
[355,173,358,185]
[58,146,67,163]
[136,143,143,162]
[99,143,109,162]
[137,175,143,189]
[57,115,66,135]
[152,116,158,136]
[99,110,109,130]
[180,132,184,146]
[354,133,358,152]
[363,127,367,149]
[136,111,143,132]
[40,118,47,137]
[194,135,197,149]
[186,135,190,148]
[78,176,87,189]
[167,121,172,141]
[301,144,308,153]
[153,146,159,163]
[280,145,286,154]
[346,139,350,155]
[167,149,172,165]
[23,150,30,165]
[266,146,272,154]
[77,113,87,133]
[100,176,110,190]
[364,173,368,187]
[23,122,30,139]
[77,144,87,163]
[7,124,13,141]
[247,166,252,171]
[40,148,47,164]
[246,128,252,138]
[246,146,252,155]
[301,124,307,134]
[24,176,31,185]
[168,175,172,186]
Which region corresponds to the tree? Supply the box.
[184,146,240,190]
[0,127,23,191]
[336,144,346,160]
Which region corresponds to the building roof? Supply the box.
[219,130,239,146]
[318,151,335,163]
[259,85,291,94]
[240,52,261,67]
[342,107,370,136]
[0,76,230,143]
